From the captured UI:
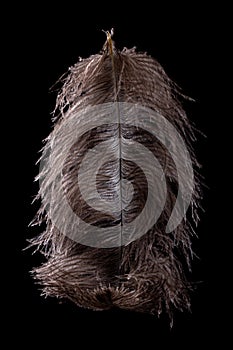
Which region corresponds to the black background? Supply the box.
[8,2,227,347]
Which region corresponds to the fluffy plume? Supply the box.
[30,30,202,324]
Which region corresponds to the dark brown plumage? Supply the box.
[30,31,202,324]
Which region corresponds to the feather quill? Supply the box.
[30,30,201,324]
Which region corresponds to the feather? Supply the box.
[30,30,202,324]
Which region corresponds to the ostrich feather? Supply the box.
[30,30,202,324]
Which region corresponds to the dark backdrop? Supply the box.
[8,2,226,347]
